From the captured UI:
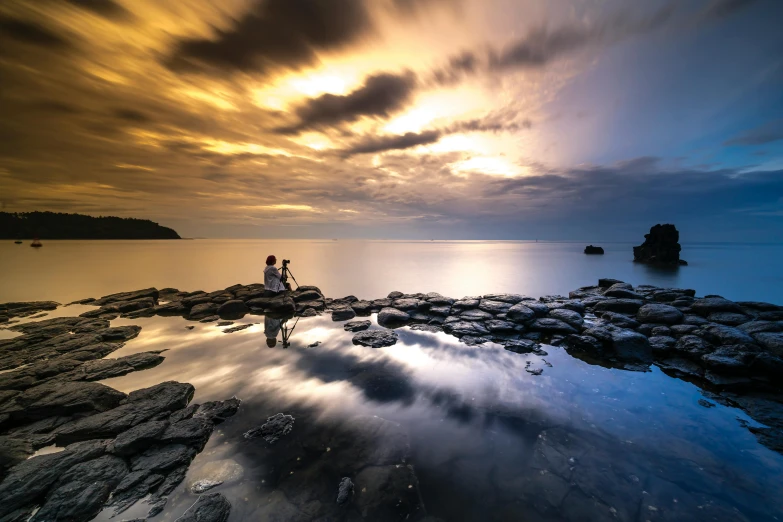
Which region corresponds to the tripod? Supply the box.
[280,261,300,290]
[280,316,299,348]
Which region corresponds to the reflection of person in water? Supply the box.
[264,315,282,348]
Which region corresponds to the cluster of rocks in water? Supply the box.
[0,312,240,521]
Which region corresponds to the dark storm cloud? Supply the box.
[64,0,133,21]
[113,108,152,124]
[446,117,531,134]
[342,130,441,156]
[703,0,760,19]
[340,115,528,155]
[432,0,762,84]
[277,72,416,134]
[166,0,372,74]
[724,119,783,146]
[489,5,675,71]
[0,15,72,49]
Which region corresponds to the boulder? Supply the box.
[344,320,371,332]
[377,308,410,328]
[160,417,214,451]
[648,336,677,353]
[391,298,420,311]
[600,311,640,329]
[690,297,744,316]
[193,397,241,424]
[548,308,584,329]
[754,332,783,357]
[486,319,518,332]
[0,439,109,519]
[244,413,294,444]
[352,330,399,348]
[507,303,536,323]
[443,320,490,337]
[701,324,755,345]
[176,493,231,522]
[673,335,713,358]
[55,381,194,444]
[350,300,374,315]
[739,321,783,334]
[584,324,652,362]
[584,245,604,254]
[189,303,219,320]
[32,454,129,522]
[530,318,578,334]
[460,309,493,321]
[593,299,644,314]
[246,296,295,314]
[108,420,169,456]
[337,477,354,505]
[92,288,159,306]
[707,312,751,326]
[452,297,480,309]
[598,278,625,288]
[636,303,684,325]
[217,300,248,319]
[632,224,686,266]
[331,307,356,321]
[604,287,644,299]
[564,335,604,355]
[292,290,322,302]
[0,381,126,424]
[478,300,513,314]
[130,444,196,473]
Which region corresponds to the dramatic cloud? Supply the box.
[167,0,373,74]
[0,15,72,49]
[725,119,783,146]
[0,0,781,240]
[278,72,416,134]
[64,0,133,20]
[342,130,441,156]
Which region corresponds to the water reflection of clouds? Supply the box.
[78,310,783,521]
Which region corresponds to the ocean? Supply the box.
[1,239,782,304]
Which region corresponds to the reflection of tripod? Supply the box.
[280,260,299,290]
[280,316,299,348]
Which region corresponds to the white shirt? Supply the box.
[264,265,286,293]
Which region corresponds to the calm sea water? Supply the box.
[1,239,782,304]
[2,240,783,521]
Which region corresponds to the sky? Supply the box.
[1,0,782,241]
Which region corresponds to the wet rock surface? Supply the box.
[352,329,399,348]
[244,413,295,444]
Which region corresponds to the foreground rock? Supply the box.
[353,330,399,348]
[244,413,295,444]
[633,223,687,266]
[178,492,231,522]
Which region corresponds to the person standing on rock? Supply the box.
[263,255,286,298]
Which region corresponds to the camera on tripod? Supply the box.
[279,259,297,289]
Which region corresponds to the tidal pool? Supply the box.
[66,310,783,522]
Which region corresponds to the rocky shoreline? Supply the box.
[1,277,782,520]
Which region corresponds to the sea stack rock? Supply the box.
[584,245,604,255]
[633,224,687,266]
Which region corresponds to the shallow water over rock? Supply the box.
[40,309,778,522]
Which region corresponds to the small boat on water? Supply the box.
[14,240,22,244]
[31,238,42,248]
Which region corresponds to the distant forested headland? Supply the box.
[0,212,181,239]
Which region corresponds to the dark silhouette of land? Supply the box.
[0,212,180,239]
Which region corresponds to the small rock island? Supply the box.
[584,245,604,255]
[633,223,687,266]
